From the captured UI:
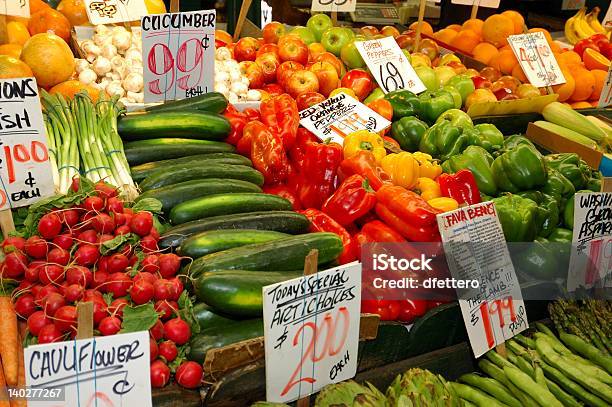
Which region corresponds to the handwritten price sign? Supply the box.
[261,0,272,29]
[437,201,528,357]
[311,0,356,13]
[598,65,612,108]
[141,10,216,103]
[1,0,29,18]
[450,0,500,8]
[263,263,361,403]
[84,0,148,25]
[508,32,566,88]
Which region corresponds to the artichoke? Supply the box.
[386,368,461,407]
[314,380,387,407]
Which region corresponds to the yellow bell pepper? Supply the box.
[427,197,459,212]
[343,130,386,163]
[413,152,442,179]
[380,152,420,189]
[330,87,357,99]
[416,177,440,201]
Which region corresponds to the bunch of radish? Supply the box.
[0,181,202,390]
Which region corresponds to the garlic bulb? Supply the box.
[112,31,132,51]
[124,48,142,62]
[75,59,90,74]
[122,72,143,93]
[78,69,97,85]
[101,44,117,59]
[92,57,112,75]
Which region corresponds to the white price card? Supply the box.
[142,10,216,103]
[311,0,356,13]
[84,0,148,25]
[508,32,566,87]
[298,92,392,145]
[356,36,426,94]
[450,0,500,8]
[25,331,152,407]
[598,65,612,108]
[437,201,528,358]
[261,0,272,29]
[263,262,361,404]
[603,2,612,29]
[0,0,29,18]
[0,78,54,211]
[561,0,585,11]
[568,192,612,291]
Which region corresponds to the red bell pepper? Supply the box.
[246,121,290,185]
[260,93,299,150]
[299,208,357,264]
[298,140,343,209]
[338,151,392,191]
[321,174,376,226]
[263,184,302,210]
[360,220,405,242]
[361,299,400,321]
[223,105,247,146]
[383,136,400,149]
[289,128,319,171]
[397,299,428,323]
[438,169,481,206]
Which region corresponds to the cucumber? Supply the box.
[187,318,263,363]
[146,92,227,113]
[118,111,231,141]
[178,229,289,258]
[190,303,246,331]
[188,232,343,276]
[195,270,302,318]
[170,193,293,225]
[131,153,252,183]
[140,164,264,191]
[125,139,234,166]
[159,211,310,249]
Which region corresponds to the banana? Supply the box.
[586,7,606,34]
[574,8,597,40]
[564,9,582,45]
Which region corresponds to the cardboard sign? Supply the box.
[311,0,356,13]
[84,0,148,25]
[298,92,392,145]
[568,192,612,291]
[263,262,361,403]
[261,0,272,28]
[25,331,152,407]
[508,32,566,87]
[437,201,528,358]
[0,78,54,211]
[450,0,500,8]
[142,10,216,103]
[598,65,612,108]
[1,0,29,18]
[356,37,426,94]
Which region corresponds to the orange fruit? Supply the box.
[501,10,525,34]
[511,63,528,82]
[472,42,499,65]
[583,48,611,71]
[552,68,575,102]
[0,55,34,79]
[7,22,30,45]
[567,66,595,102]
[28,9,71,42]
[409,21,434,37]
[30,0,51,14]
[550,42,561,53]
[433,28,458,44]
[498,44,512,52]
[482,14,515,48]
[556,51,582,66]
[451,30,481,54]
[570,101,593,109]
[590,69,607,100]
[488,49,518,75]
[528,28,553,45]
[145,0,167,13]
[216,29,233,46]
[0,44,23,58]
[446,24,462,32]
[462,19,484,37]
[57,0,89,27]
[20,33,75,88]
[7,16,30,24]
[49,80,101,102]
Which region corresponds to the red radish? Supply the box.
[114,212,126,226]
[115,225,131,236]
[83,196,104,212]
[133,272,157,286]
[124,208,134,216]
[24,265,40,282]
[163,318,191,345]
[74,244,100,266]
[92,301,108,325]
[154,300,178,320]
[47,248,70,266]
[105,272,132,297]
[175,361,203,389]
[99,234,114,244]
[158,341,178,362]
[140,235,158,253]
[2,236,25,252]
[150,319,164,341]
[52,234,74,250]
[141,255,159,273]
[38,213,62,239]
[98,316,122,336]
[107,254,129,273]
[71,177,80,192]
[54,305,77,332]
[64,284,84,302]
[94,182,118,199]
[106,197,124,214]
[118,244,133,258]
[35,285,60,302]
[92,271,109,290]
[150,339,159,361]
[130,212,153,236]
[42,292,66,316]
[14,294,36,318]
[17,280,33,292]
[4,251,28,278]
[38,324,63,343]
[131,280,154,305]
[66,265,93,287]
[158,254,180,278]
[167,278,183,301]
[150,360,170,388]
[83,289,104,302]
[77,229,98,244]
[154,279,173,301]
[109,298,128,318]
[25,236,47,258]
[97,256,109,273]
[80,212,96,226]
[149,227,160,240]
[39,265,65,285]
[57,208,80,227]
[128,254,138,267]
[92,214,115,234]
[28,311,51,336]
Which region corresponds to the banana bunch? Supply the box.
[565,7,611,45]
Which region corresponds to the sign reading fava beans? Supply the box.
[141,10,216,103]
[0,78,54,210]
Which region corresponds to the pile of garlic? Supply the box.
[214,47,261,104]
[76,25,144,105]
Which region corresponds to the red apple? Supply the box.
[263,22,286,44]
[308,42,326,62]
[496,75,521,92]
[278,38,309,64]
[256,53,281,83]
[308,61,340,96]
[396,31,416,51]
[479,66,501,82]
[313,52,344,77]
[600,42,612,59]
[296,92,326,111]
[257,43,279,58]
[417,38,439,61]
[493,87,513,100]
[471,75,492,89]
[262,83,284,97]
[239,61,265,89]
[516,84,541,99]
[340,69,374,101]
[277,61,304,87]
[234,37,260,62]
[285,70,320,98]
[360,26,379,37]
[465,88,496,109]
[574,38,599,57]
[381,26,401,38]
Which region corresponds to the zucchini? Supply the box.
[159,211,310,249]
[190,303,246,331]
[136,179,262,214]
[170,193,293,225]
[140,164,264,191]
[195,270,302,318]
[146,92,227,113]
[131,153,251,182]
[188,232,343,276]
[118,111,231,141]
[178,229,289,258]
[187,318,263,363]
[125,139,234,166]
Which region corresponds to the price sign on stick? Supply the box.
[450,0,500,8]
[298,92,392,145]
[84,0,147,25]
[311,0,356,13]
[437,201,528,357]
[0,78,54,211]
[263,262,361,403]
[356,37,426,94]
[261,0,272,28]
[603,2,612,29]
[0,0,29,18]
[598,65,612,108]
[508,32,566,87]
[142,10,216,103]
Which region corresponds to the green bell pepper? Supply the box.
[513,241,559,280]
[517,191,560,237]
[545,153,591,190]
[442,85,462,109]
[502,135,537,151]
[419,121,469,161]
[548,227,572,242]
[543,167,575,206]
[465,123,504,152]
[491,144,548,193]
[562,189,592,229]
[447,74,475,105]
[390,116,429,152]
[442,145,497,196]
[434,108,473,128]
[364,87,385,104]
[492,194,538,242]
[384,89,421,120]
[417,89,456,124]
[586,169,602,191]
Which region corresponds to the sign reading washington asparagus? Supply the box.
[141,10,216,103]
[299,92,391,145]
[0,77,54,211]
[507,32,566,88]
[437,201,528,358]
[24,331,152,407]
[568,192,612,290]
[84,0,147,25]
[1,0,29,18]
[263,262,361,403]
